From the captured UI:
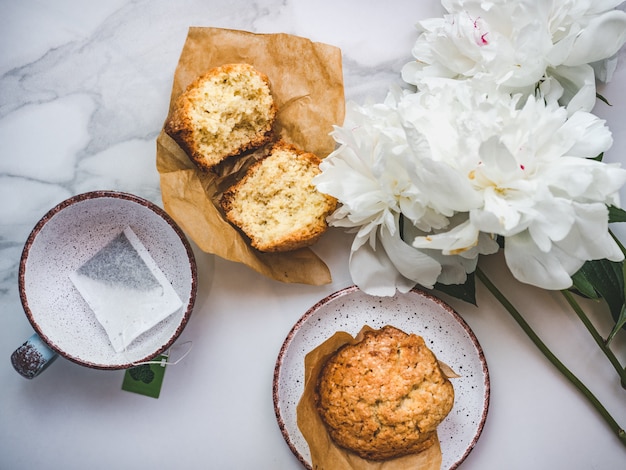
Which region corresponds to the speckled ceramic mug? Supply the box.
[11,191,197,379]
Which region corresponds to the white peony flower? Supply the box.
[403,0,626,112]
[404,80,626,289]
[403,1,552,91]
[313,96,441,295]
[318,0,626,295]
[314,89,491,295]
[318,77,626,293]
[546,0,626,66]
[545,0,626,111]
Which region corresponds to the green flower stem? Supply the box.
[560,289,626,388]
[475,267,626,447]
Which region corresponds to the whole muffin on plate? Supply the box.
[315,325,454,461]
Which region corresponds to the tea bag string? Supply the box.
[127,340,194,367]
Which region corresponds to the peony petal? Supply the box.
[348,226,441,295]
[476,187,525,235]
[537,75,565,105]
[563,10,626,66]
[555,202,624,262]
[480,135,519,174]
[542,158,626,202]
[527,197,575,250]
[412,219,481,255]
[547,32,577,66]
[592,55,619,83]
[379,225,442,288]
[402,216,483,285]
[585,1,626,14]
[558,110,613,157]
[349,239,415,296]
[417,157,484,214]
[504,231,580,289]
[547,64,597,113]
[425,248,478,285]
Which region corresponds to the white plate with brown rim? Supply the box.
[273,285,489,469]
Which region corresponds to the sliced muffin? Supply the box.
[165,63,277,170]
[220,141,337,252]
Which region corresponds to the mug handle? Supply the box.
[11,333,58,379]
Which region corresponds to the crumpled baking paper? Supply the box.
[156,27,345,285]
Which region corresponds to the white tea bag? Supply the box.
[70,227,183,353]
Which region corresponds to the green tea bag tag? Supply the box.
[122,352,169,398]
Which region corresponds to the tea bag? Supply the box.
[70,227,183,353]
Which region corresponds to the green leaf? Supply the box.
[496,235,505,249]
[570,259,625,325]
[596,92,612,106]
[570,269,601,300]
[606,304,626,346]
[434,272,477,306]
[609,205,626,223]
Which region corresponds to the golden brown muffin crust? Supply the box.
[315,325,454,461]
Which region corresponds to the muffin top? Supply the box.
[315,325,454,461]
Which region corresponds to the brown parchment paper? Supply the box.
[297,326,443,470]
[156,27,345,284]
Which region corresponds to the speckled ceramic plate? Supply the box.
[273,286,489,469]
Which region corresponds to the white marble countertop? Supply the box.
[1,1,626,469]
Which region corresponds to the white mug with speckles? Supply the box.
[11,191,197,379]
